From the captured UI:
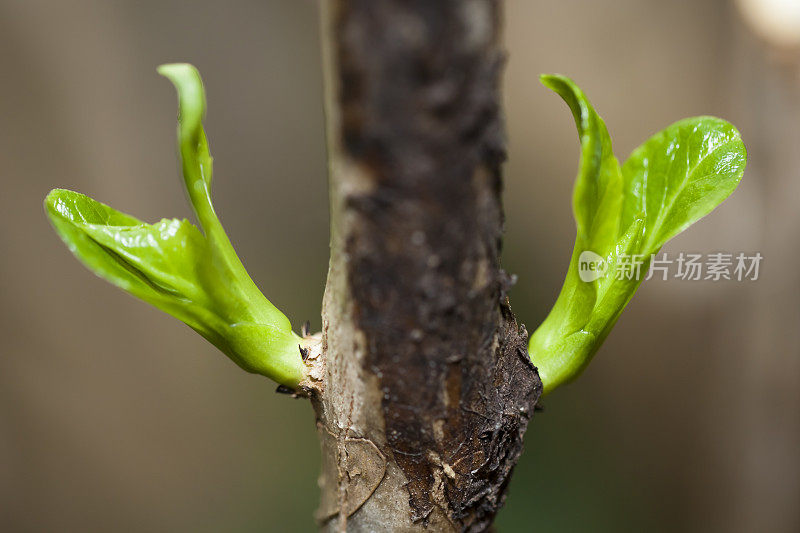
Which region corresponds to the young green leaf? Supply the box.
[45,64,306,388]
[620,116,747,255]
[157,63,290,331]
[529,75,746,395]
[540,74,623,258]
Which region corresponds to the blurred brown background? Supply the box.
[1,1,798,531]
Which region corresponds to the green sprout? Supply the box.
[529,75,747,395]
[45,64,306,388]
[43,65,747,399]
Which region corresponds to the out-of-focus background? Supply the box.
[1,1,798,531]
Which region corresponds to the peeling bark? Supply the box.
[311,1,542,531]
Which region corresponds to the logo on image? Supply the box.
[578,251,606,282]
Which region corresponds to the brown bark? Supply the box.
[307,1,542,530]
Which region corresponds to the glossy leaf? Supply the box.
[540,74,623,257]
[45,64,305,387]
[620,116,747,255]
[158,63,290,330]
[46,189,220,334]
[529,75,747,395]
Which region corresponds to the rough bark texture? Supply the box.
[311,1,542,531]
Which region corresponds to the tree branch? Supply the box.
[312,1,542,530]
